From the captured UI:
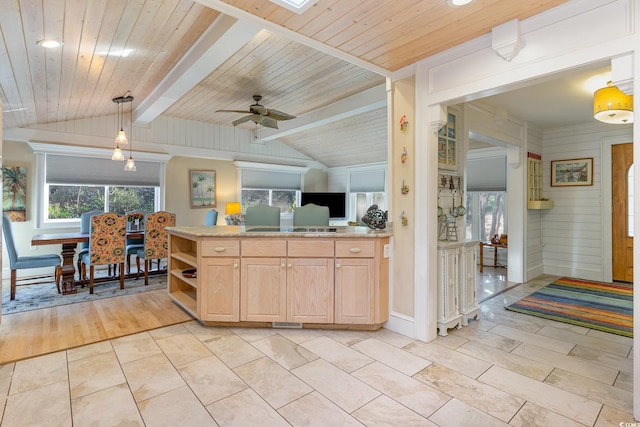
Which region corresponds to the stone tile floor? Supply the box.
[0,273,634,426]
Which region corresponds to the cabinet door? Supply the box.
[438,247,459,321]
[241,257,287,322]
[287,258,334,323]
[199,257,240,322]
[334,258,374,324]
[461,246,476,311]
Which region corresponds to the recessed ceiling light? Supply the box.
[96,48,134,58]
[269,0,319,14]
[36,39,63,48]
[447,0,474,7]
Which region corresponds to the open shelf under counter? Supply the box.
[171,251,197,267]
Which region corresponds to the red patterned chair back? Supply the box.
[142,211,176,260]
[89,213,126,265]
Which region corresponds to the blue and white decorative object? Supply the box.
[362,205,387,230]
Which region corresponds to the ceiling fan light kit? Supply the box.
[593,82,633,124]
[216,95,296,129]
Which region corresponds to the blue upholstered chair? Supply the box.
[2,213,61,300]
[124,211,147,274]
[77,209,103,280]
[245,204,281,226]
[204,209,218,225]
[293,203,330,227]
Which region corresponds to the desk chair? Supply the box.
[204,209,218,225]
[77,209,103,281]
[80,213,126,294]
[136,211,176,285]
[293,203,330,227]
[245,204,281,226]
[2,213,62,300]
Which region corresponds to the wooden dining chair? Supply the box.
[136,211,176,285]
[80,212,126,294]
[2,213,62,300]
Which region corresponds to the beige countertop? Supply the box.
[166,225,391,238]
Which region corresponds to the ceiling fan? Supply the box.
[216,95,296,129]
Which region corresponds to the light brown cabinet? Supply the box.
[167,228,389,328]
[199,239,240,322]
[240,239,334,323]
[335,240,388,325]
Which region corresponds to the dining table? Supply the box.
[31,230,144,295]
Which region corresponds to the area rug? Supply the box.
[2,274,167,315]
[505,277,633,337]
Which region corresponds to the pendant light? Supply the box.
[123,95,136,172]
[112,95,133,161]
[593,81,634,124]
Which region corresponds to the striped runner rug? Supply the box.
[505,277,633,337]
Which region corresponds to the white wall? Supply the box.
[542,122,632,281]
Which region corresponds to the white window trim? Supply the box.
[30,142,171,229]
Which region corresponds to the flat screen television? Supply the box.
[300,192,346,219]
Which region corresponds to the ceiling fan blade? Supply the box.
[232,115,253,126]
[266,109,296,121]
[257,116,279,129]
[249,105,268,115]
[216,109,252,114]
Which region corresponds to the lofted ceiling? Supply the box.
[1,0,580,168]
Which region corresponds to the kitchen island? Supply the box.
[166,225,391,329]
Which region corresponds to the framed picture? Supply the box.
[551,158,593,187]
[2,165,27,221]
[190,170,216,208]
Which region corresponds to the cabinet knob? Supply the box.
[336,263,341,268]
[214,247,226,252]
[233,263,238,269]
[287,263,292,268]
[349,248,362,253]
[281,263,286,268]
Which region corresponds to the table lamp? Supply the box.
[225,202,241,215]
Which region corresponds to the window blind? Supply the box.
[242,169,302,190]
[350,169,386,192]
[467,156,506,192]
[46,154,161,186]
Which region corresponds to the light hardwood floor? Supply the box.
[0,289,192,364]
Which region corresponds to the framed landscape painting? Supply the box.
[2,165,27,221]
[190,170,216,208]
[551,158,593,187]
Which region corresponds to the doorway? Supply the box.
[612,143,634,282]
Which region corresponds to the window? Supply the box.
[46,185,157,222]
[236,162,305,218]
[351,192,386,222]
[241,189,299,214]
[31,145,170,229]
[349,167,386,222]
[465,191,506,241]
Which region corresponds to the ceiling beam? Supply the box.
[135,14,262,125]
[195,0,389,77]
[254,84,387,144]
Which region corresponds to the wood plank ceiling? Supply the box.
[0,0,568,167]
